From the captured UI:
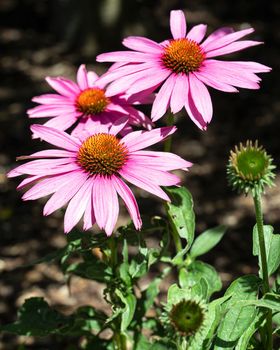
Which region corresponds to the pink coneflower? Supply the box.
[96,10,271,130]
[8,120,191,236]
[28,65,153,137]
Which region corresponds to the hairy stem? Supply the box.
[253,192,272,350]
[109,237,127,350]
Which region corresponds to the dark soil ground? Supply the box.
[0,0,279,348]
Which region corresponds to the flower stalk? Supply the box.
[253,192,272,350]
[109,237,127,350]
[227,141,276,350]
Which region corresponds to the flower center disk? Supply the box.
[169,299,205,336]
[162,38,205,74]
[76,88,110,115]
[77,133,128,176]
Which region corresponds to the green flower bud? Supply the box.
[227,140,276,196]
[169,299,206,336]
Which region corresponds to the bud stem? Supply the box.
[109,237,127,350]
[253,192,272,350]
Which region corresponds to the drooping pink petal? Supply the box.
[8,159,79,177]
[17,149,76,159]
[64,176,93,233]
[87,71,99,87]
[108,62,128,71]
[77,64,89,90]
[40,114,78,132]
[201,60,261,89]
[71,119,87,139]
[119,167,170,201]
[112,67,170,96]
[170,10,186,39]
[151,74,176,121]
[17,175,43,190]
[170,74,189,114]
[46,77,80,97]
[201,27,234,47]
[184,78,207,130]
[208,60,271,73]
[22,170,81,200]
[83,180,96,230]
[201,27,254,51]
[111,175,142,230]
[113,104,153,130]
[105,67,159,97]
[92,176,119,235]
[97,62,155,87]
[102,177,119,236]
[28,105,76,118]
[84,119,109,135]
[123,163,181,186]
[109,117,129,135]
[186,24,207,43]
[122,36,163,53]
[96,51,159,62]
[30,125,80,151]
[122,126,176,152]
[188,74,213,124]
[125,87,156,105]
[194,71,238,92]
[43,171,87,216]
[128,151,192,171]
[32,94,72,105]
[92,176,107,231]
[205,40,262,58]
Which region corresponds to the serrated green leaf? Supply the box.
[178,268,209,300]
[0,297,69,336]
[167,284,192,305]
[199,295,232,350]
[235,311,265,350]
[62,305,107,336]
[214,275,261,350]
[190,225,227,258]
[236,293,280,312]
[165,186,195,251]
[115,290,137,332]
[180,261,222,299]
[253,225,280,276]
[65,260,112,283]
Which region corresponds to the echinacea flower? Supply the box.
[28,65,153,138]
[227,140,276,195]
[96,10,271,130]
[8,120,191,236]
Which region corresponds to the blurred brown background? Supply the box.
[0,0,279,348]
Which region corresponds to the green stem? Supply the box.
[164,203,183,260]
[163,114,183,264]
[109,237,118,269]
[171,228,183,255]
[113,332,127,350]
[109,237,127,350]
[164,114,174,153]
[253,192,273,350]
